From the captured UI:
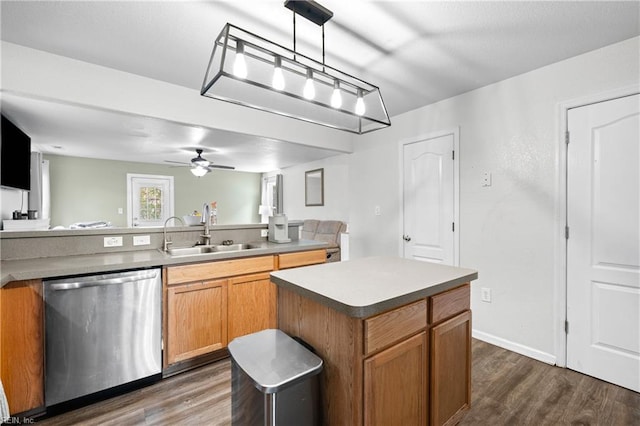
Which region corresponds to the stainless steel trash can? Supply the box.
[228,329,323,426]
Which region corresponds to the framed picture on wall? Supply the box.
[305,168,324,206]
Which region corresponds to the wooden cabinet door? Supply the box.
[166,280,227,365]
[364,332,427,426]
[430,310,472,426]
[0,280,44,415]
[228,272,275,342]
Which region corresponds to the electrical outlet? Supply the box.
[261,229,269,237]
[374,205,381,216]
[104,236,123,247]
[133,235,151,246]
[481,287,492,303]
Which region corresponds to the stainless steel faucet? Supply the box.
[200,203,211,246]
[163,216,185,252]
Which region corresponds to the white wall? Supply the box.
[277,154,350,224]
[345,36,639,362]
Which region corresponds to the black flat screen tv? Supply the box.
[1,114,31,191]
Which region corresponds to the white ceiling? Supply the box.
[1,1,638,172]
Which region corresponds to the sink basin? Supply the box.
[165,243,257,256]
[210,243,253,252]
[166,246,211,256]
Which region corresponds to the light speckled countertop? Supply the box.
[270,256,478,318]
[1,239,326,287]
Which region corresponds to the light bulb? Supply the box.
[355,89,366,116]
[303,69,315,100]
[272,56,285,91]
[331,80,342,109]
[233,41,247,79]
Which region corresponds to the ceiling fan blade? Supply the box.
[208,164,235,170]
[171,150,235,172]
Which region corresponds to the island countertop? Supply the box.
[270,255,478,318]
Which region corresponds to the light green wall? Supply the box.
[46,155,261,228]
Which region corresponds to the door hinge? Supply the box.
[565,131,570,145]
[452,150,455,160]
[452,222,455,232]
[565,226,570,239]
[565,320,569,334]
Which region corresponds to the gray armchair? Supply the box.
[302,219,347,262]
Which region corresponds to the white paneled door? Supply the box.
[402,132,456,265]
[567,94,640,392]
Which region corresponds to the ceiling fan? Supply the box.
[165,149,235,176]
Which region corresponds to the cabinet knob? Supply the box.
[403,235,411,242]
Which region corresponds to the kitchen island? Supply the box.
[270,256,478,426]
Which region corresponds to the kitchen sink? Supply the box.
[210,243,254,252]
[165,243,258,256]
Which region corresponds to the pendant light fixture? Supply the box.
[201,0,390,134]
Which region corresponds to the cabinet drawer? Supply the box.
[167,255,274,285]
[429,284,470,324]
[277,249,326,269]
[364,299,427,355]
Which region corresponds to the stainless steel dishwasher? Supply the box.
[44,268,162,407]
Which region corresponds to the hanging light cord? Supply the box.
[292,9,326,71]
[322,24,325,72]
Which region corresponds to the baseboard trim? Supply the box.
[472,329,557,365]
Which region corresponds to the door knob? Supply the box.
[403,235,411,242]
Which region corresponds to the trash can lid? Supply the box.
[228,329,323,394]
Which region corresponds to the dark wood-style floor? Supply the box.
[37,339,640,425]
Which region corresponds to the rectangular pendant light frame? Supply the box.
[201,23,391,134]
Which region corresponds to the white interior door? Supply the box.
[402,132,456,265]
[127,174,175,227]
[566,94,640,392]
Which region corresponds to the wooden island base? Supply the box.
[277,283,472,426]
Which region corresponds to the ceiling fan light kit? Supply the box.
[201,0,390,134]
[190,165,209,177]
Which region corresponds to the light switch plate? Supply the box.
[482,172,492,187]
[104,236,123,247]
[481,287,492,303]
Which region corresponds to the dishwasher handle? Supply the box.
[48,270,159,291]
